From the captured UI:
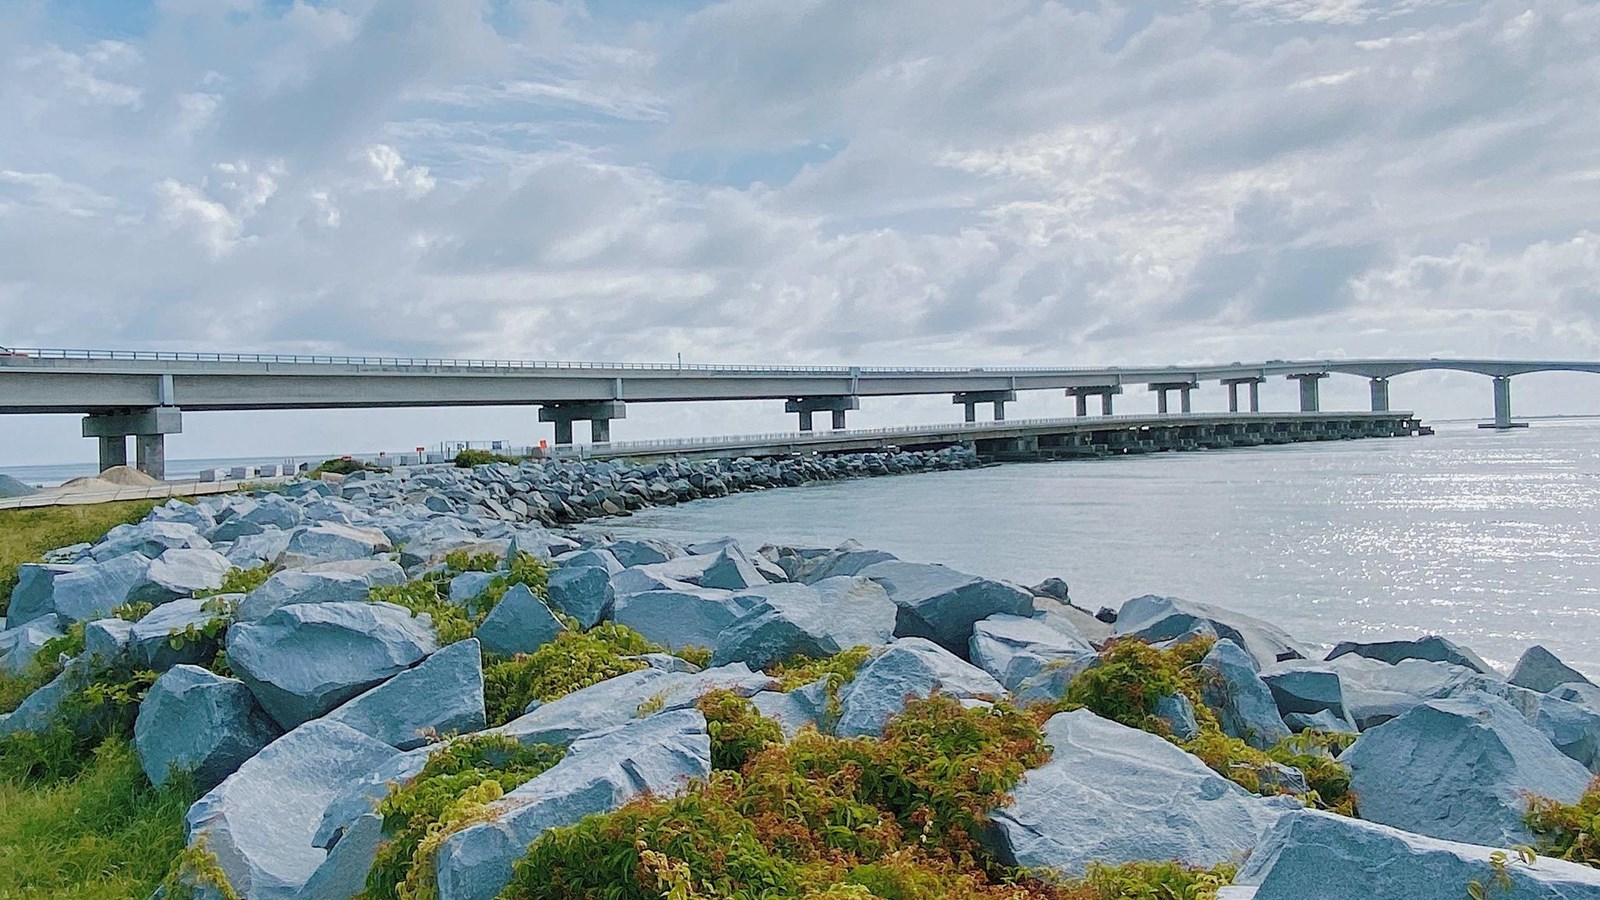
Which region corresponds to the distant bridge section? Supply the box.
[1,347,1590,477]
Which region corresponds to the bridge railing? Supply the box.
[0,347,1124,376]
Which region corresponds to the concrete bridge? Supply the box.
[1,346,1588,477]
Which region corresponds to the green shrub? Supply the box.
[1526,778,1600,867]
[453,449,520,468]
[306,457,381,477]
[676,645,713,669]
[1051,860,1238,899]
[443,549,500,573]
[768,645,874,723]
[197,564,272,599]
[366,734,564,900]
[0,737,197,900]
[0,655,159,784]
[697,690,785,771]
[1059,637,1355,814]
[502,696,1053,899]
[372,552,550,646]
[481,623,660,726]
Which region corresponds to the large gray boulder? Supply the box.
[1200,639,1291,750]
[83,617,134,664]
[134,665,282,790]
[790,544,898,584]
[0,613,64,675]
[237,494,305,531]
[543,565,614,629]
[279,523,391,566]
[836,638,1004,738]
[239,560,406,621]
[0,657,81,738]
[968,612,1097,702]
[1438,674,1600,772]
[983,709,1293,876]
[497,663,775,748]
[614,587,760,651]
[128,596,228,671]
[1326,635,1495,675]
[1259,665,1354,727]
[710,577,896,669]
[224,529,296,569]
[605,538,681,567]
[323,639,486,750]
[143,548,233,604]
[313,746,437,849]
[1234,809,1600,899]
[184,720,398,900]
[1344,694,1592,845]
[857,560,1034,657]
[227,601,439,730]
[434,709,712,900]
[1314,655,1484,729]
[1115,595,1308,668]
[5,563,75,625]
[92,521,208,561]
[49,553,155,622]
[296,812,383,900]
[1510,645,1595,694]
[474,583,564,657]
[751,678,832,738]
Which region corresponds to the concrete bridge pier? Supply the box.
[1149,382,1194,415]
[1479,376,1527,430]
[82,406,183,479]
[786,396,858,431]
[1222,377,1264,413]
[539,401,626,444]
[1288,373,1328,412]
[1370,377,1391,412]
[953,390,1016,423]
[1066,385,1121,416]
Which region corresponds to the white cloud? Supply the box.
[2,0,1600,463]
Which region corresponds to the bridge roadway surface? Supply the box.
[0,346,1576,476]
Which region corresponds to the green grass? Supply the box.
[0,500,160,618]
[0,737,195,900]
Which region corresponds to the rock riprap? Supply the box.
[856,560,1034,657]
[134,665,282,790]
[1234,809,1600,900]
[983,709,1293,875]
[226,601,439,730]
[1344,693,1593,845]
[434,709,713,900]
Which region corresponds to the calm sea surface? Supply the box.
[593,419,1600,675]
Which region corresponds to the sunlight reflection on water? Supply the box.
[595,420,1600,673]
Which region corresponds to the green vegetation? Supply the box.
[0,738,196,900]
[697,690,785,771]
[454,449,521,468]
[676,645,713,669]
[372,551,550,645]
[306,457,384,478]
[501,695,1054,899]
[1060,637,1356,814]
[366,734,565,900]
[0,500,160,617]
[197,564,273,599]
[769,645,874,722]
[482,623,660,726]
[1051,861,1237,900]
[1526,778,1600,867]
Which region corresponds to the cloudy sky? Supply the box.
[3,0,1599,466]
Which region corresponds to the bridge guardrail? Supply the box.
[0,347,1124,376]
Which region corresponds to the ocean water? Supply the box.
[593,419,1600,674]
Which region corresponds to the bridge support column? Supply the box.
[1149,382,1196,415]
[1222,377,1265,413]
[98,436,128,471]
[1065,385,1121,417]
[786,396,859,432]
[539,401,627,445]
[1370,377,1390,412]
[1478,376,1527,430]
[83,407,183,478]
[952,391,1016,424]
[1288,373,1328,412]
